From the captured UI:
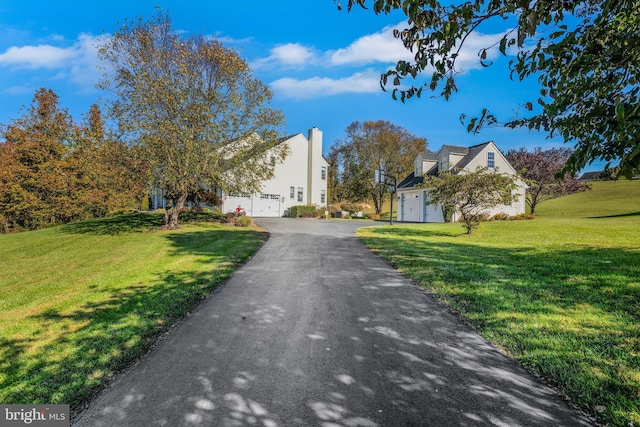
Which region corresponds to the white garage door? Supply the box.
[401,192,421,222]
[254,194,281,217]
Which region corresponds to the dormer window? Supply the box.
[487,152,495,168]
[439,153,448,171]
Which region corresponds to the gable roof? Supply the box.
[454,142,492,170]
[277,133,300,144]
[419,152,439,161]
[398,161,438,189]
[398,172,423,189]
[579,171,604,181]
[441,145,469,155]
[276,132,331,166]
[399,141,517,190]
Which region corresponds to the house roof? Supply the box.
[400,141,509,190]
[420,152,439,161]
[579,171,604,181]
[454,142,492,170]
[441,145,469,155]
[277,133,299,144]
[398,162,438,189]
[398,172,424,189]
[278,132,332,166]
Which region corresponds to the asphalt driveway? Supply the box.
[73,218,594,426]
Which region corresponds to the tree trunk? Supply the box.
[373,193,382,215]
[527,192,538,215]
[162,192,188,230]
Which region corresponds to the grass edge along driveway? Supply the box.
[0,213,267,415]
[356,214,639,427]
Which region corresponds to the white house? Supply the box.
[396,141,527,222]
[222,127,329,217]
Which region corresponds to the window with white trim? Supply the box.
[321,190,326,204]
[290,186,295,199]
[297,187,303,202]
[321,166,327,180]
[487,152,495,168]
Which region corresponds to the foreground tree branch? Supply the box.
[344,0,640,179]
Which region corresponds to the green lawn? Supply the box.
[0,213,266,411]
[356,180,640,427]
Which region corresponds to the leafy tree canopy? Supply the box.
[98,10,286,228]
[328,120,427,213]
[344,0,640,179]
[0,89,145,232]
[506,147,589,214]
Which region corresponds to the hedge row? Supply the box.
[289,205,318,218]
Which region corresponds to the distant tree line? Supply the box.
[0,89,147,233]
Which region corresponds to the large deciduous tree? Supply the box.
[422,167,519,234]
[344,0,640,179]
[506,147,589,214]
[329,120,426,213]
[98,10,286,229]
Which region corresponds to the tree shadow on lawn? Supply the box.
[60,211,229,236]
[590,211,640,219]
[62,212,164,235]
[367,237,640,425]
[0,226,267,418]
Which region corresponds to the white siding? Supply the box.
[221,128,328,217]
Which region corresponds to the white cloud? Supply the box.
[270,69,381,100]
[5,84,35,95]
[253,43,317,69]
[0,44,78,69]
[451,32,505,73]
[327,23,413,66]
[68,34,108,92]
[329,25,505,72]
[272,43,315,66]
[0,33,108,92]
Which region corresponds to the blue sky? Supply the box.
[0,0,603,172]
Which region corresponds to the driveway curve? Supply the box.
[73,218,594,427]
